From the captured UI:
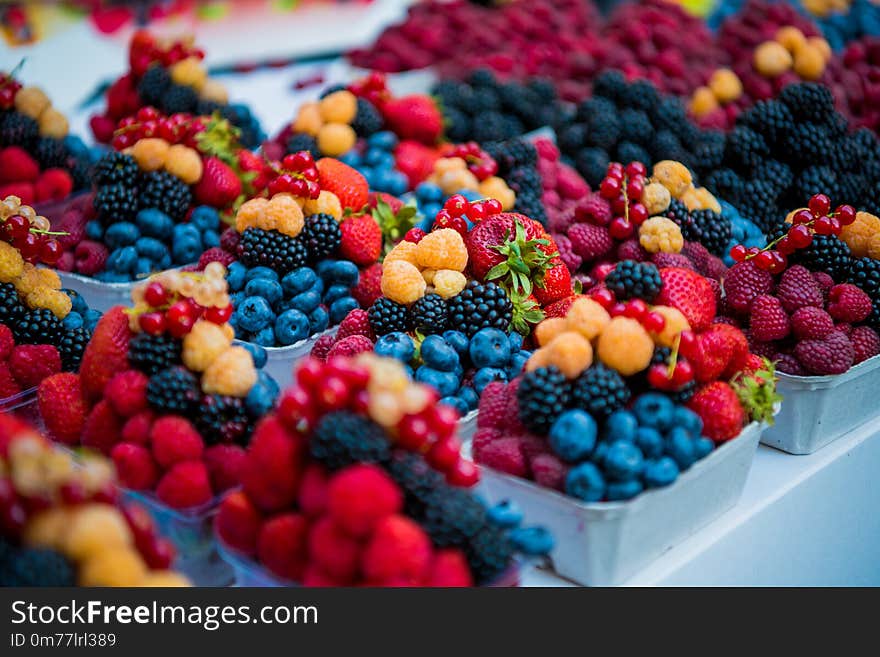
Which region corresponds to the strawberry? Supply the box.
[216,490,263,555]
[339,214,382,266]
[466,212,550,282]
[543,294,588,318]
[367,191,404,214]
[351,262,383,308]
[81,399,123,455]
[533,261,573,306]
[394,139,439,188]
[194,156,242,208]
[37,373,89,446]
[237,148,270,191]
[381,95,443,145]
[687,381,745,442]
[257,512,310,582]
[713,324,750,379]
[79,306,130,402]
[316,157,368,211]
[654,267,716,331]
[0,146,39,183]
[156,461,213,509]
[9,344,61,388]
[681,327,733,383]
[0,362,20,398]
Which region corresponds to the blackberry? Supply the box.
[778,83,835,123]
[794,166,838,206]
[196,99,224,117]
[514,187,547,226]
[14,309,62,346]
[310,410,390,470]
[238,228,309,275]
[300,213,341,261]
[139,171,192,220]
[668,379,697,404]
[468,68,499,89]
[94,183,139,223]
[754,160,793,194]
[34,137,68,169]
[528,78,557,103]
[195,395,251,445]
[447,281,513,337]
[619,109,653,144]
[92,152,139,187]
[651,130,686,164]
[725,126,769,169]
[472,111,514,143]
[558,123,587,153]
[422,486,488,548]
[0,111,38,148]
[784,122,832,163]
[790,234,852,281]
[592,70,627,103]
[0,282,25,327]
[368,297,411,336]
[136,65,171,106]
[160,83,199,115]
[625,79,660,113]
[443,107,471,143]
[651,96,689,134]
[286,133,320,159]
[146,366,201,415]
[575,147,610,187]
[848,257,880,297]
[703,168,744,201]
[692,131,725,171]
[350,96,386,136]
[604,261,662,302]
[517,366,570,435]
[484,138,537,171]
[685,209,732,256]
[0,547,76,587]
[570,363,631,420]
[385,450,444,518]
[407,294,448,335]
[70,159,92,191]
[466,524,514,585]
[664,198,690,227]
[127,332,182,375]
[615,141,652,169]
[739,99,793,146]
[470,86,501,113]
[583,109,623,151]
[58,327,90,371]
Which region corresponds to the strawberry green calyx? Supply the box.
[373,198,418,255]
[732,357,781,426]
[487,220,555,296]
[195,113,242,166]
[508,288,545,336]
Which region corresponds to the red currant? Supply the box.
[678,329,697,352]
[446,459,480,487]
[808,194,831,216]
[835,204,856,226]
[467,201,487,222]
[629,202,648,225]
[753,250,775,270]
[671,359,694,386]
[3,214,29,241]
[623,299,648,320]
[591,287,615,309]
[647,363,672,390]
[444,194,468,217]
[609,302,627,317]
[296,358,325,390]
[290,178,309,198]
[403,227,426,243]
[317,375,350,411]
[813,215,834,235]
[139,312,167,335]
[791,209,814,225]
[768,251,787,274]
[829,217,842,236]
[397,414,431,450]
[625,161,647,178]
[611,196,627,215]
[484,198,502,216]
[277,386,315,432]
[167,313,194,338]
[144,281,169,307]
[606,162,624,179]
[426,436,461,471]
[592,262,616,282]
[776,236,795,255]
[642,311,666,333]
[16,232,39,259]
[788,223,813,248]
[729,244,747,262]
[626,178,644,200]
[599,176,622,199]
[205,304,232,324]
[609,216,634,240]
[39,239,62,265]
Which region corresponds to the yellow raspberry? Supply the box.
[23,508,71,550]
[868,232,880,261]
[27,287,72,319]
[793,44,825,80]
[648,305,691,347]
[754,41,793,77]
[368,390,405,428]
[385,240,420,266]
[535,317,568,346]
[292,102,323,137]
[691,187,722,213]
[164,144,203,184]
[597,317,654,376]
[202,346,258,397]
[138,571,191,587]
[0,241,24,282]
[415,228,468,271]
[565,298,611,340]
[381,260,426,304]
[642,182,671,215]
[63,504,132,561]
[640,216,684,253]
[437,168,479,194]
[807,36,832,63]
[708,68,743,103]
[431,270,467,298]
[170,56,207,90]
[422,268,436,284]
[38,107,68,138]
[14,263,42,296]
[690,86,719,118]
[79,547,148,587]
[14,87,50,120]
[776,26,807,53]
[652,160,693,198]
[183,319,232,372]
[525,347,551,372]
[200,78,229,104]
[840,212,880,257]
[131,138,170,172]
[235,197,269,233]
[36,267,61,289]
[303,190,342,220]
[478,176,517,210]
[433,157,468,175]
[317,123,356,157]
[220,322,235,342]
[266,193,305,237]
[318,90,357,124]
[545,331,593,379]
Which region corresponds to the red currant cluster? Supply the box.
[729,194,857,274]
[266,151,321,199]
[1,214,64,266]
[129,29,204,79]
[136,280,232,338]
[590,288,667,333]
[0,72,21,110]
[113,106,206,151]
[431,193,503,240]
[446,142,498,181]
[348,71,389,107]
[594,161,650,240]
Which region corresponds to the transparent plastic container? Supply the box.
[458,410,478,443]
[261,327,338,389]
[57,270,140,314]
[0,387,40,424]
[761,355,880,454]
[478,421,766,586]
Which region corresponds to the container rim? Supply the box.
[247,326,339,354]
[121,485,225,522]
[776,352,880,389]
[0,386,38,412]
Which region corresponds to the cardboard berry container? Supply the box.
[0,387,40,424]
[260,327,339,389]
[761,354,880,455]
[477,421,765,586]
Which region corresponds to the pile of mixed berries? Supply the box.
[37,265,278,510]
[0,413,188,586]
[215,354,552,586]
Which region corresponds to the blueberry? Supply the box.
[469,327,511,369]
[367,130,398,151]
[439,396,468,415]
[365,147,388,166]
[549,409,597,463]
[591,441,609,466]
[635,426,664,459]
[275,309,311,346]
[94,271,129,282]
[107,246,137,274]
[339,150,362,167]
[230,290,246,309]
[236,340,268,369]
[693,436,714,460]
[508,350,530,377]
[415,366,460,397]
[62,311,83,330]
[605,410,638,442]
[458,385,479,410]
[308,306,329,334]
[458,188,481,201]
[472,367,507,394]
[134,237,167,261]
[416,182,443,203]
[420,205,441,226]
[509,526,555,555]
[84,309,101,331]
[246,266,279,282]
[310,276,325,296]
[104,222,140,248]
[487,500,524,528]
[157,253,172,269]
[134,257,153,277]
[246,371,279,416]
[226,262,248,292]
[190,205,220,231]
[136,209,173,239]
[251,325,276,347]
[173,223,201,243]
[360,166,376,188]
[237,296,274,333]
[281,267,317,295]
[442,330,469,356]
[328,260,359,287]
[672,406,703,437]
[633,393,675,431]
[388,171,408,197]
[508,332,524,352]
[245,278,283,305]
[203,229,220,249]
[85,220,104,240]
[375,332,415,362]
[316,260,338,281]
[604,440,645,480]
[172,236,201,264]
[329,297,358,325]
[643,457,680,488]
[421,335,460,372]
[606,479,644,501]
[64,289,88,316]
[565,462,606,502]
[666,427,696,470]
[288,289,322,314]
[323,283,350,305]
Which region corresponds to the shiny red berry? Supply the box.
[671,359,694,386]
[629,202,648,225]
[609,216,634,240]
[642,311,666,333]
[813,215,834,235]
[623,299,648,319]
[835,204,856,226]
[139,312,167,335]
[317,375,350,411]
[277,386,315,432]
[397,414,431,450]
[144,281,169,307]
[647,363,672,390]
[600,176,622,199]
[788,223,813,248]
[768,251,788,274]
[296,358,325,390]
[791,209,814,225]
[625,161,647,178]
[167,313,194,338]
[205,304,232,324]
[446,459,480,487]
[678,329,697,352]
[404,227,426,243]
[467,201,487,222]
[40,239,63,265]
[591,287,615,308]
[444,194,468,217]
[776,236,795,255]
[754,250,775,270]
[626,178,644,200]
[611,196,627,215]
[609,302,627,317]
[808,194,831,216]
[484,198,502,215]
[426,436,461,471]
[729,244,747,262]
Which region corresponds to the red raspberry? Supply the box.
[851,326,880,364]
[0,323,14,360]
[747,334,777,360]
[473,436,527,477]
[794,330,854,375]
[476,381,507,430]
[722,260,774,313]
[706,277,723,307]
[791,306,834,340]
[298,463,329,518]
[704,255,728,282]
[307,516,360,583]
[427,548,473,587]
[747,294,790,342]
[553,233,582,272]
[257,512,309,582]
[351,262,383,309]
[827,283,872,323]
[37,373,87,446]
[197,247,236,270]
[74,240,109,276]
[150,416,204,468]
[326,334,373,359]
[215,490,262,555]
[326,464,402,538]
[121,410,154,445]
[111,443,159,490]
[776,265,823,314]
[103,369,149,418]
[568,222,613,261]
[81,399,122,455]
[219,227,241,253]
[514,430,550,461]
[651,252,693,270]
[574,192,612,225]
[156,461,213,509]
[835,322,853,336]
[310,333,336,361]
[812,271,834,302]
[9,345,61,389]
[204,444,246,493]
[335,308,374,341]
[775,352,806,376]
[616,238,649,262]
[530,452,568,491]
[362,515,432,585]
[472,427,501,456]
[681,241,712,275]
[556,162,589,199]
[0,362,21,398]
[240,416,305,512]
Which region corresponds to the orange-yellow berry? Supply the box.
[431,270,467,298]
[183,320,232,372]
[318,90,357,124]
[381,260,426,304]
[235,198,269,233]
[36,267,61,290]
[200,79,229,104]
[648,305,691,347]
[565,298,611,340]
[415,228,468,271]
[544,331,593,379]
[170,57,207,90]
[807,36,832,63]
[652,160,692,198]
[385,240,420,267]
[164,144,203,184]
[317,123,356,157]
[266,193,305,237]
[38,107,68,138]
[131,138,170,172]
[754,41,793,77]
[708,68,743,103]
[642,182,672,215]
[478,176,516,210]
[535,317,568,346]
[776,26,807,53]
[690,86,719,118]
[292,102,323,137]
[62,505,132,561]
[793,44,826,80]
[79,548,148,587]
[27,287,72,319]
[597,317,654,376]
[202,346,258,397]
[640,216,684,254]
[840,212,880,258]
[0,242,24,282]
[303,190,342,220]
[14,87,50,120]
